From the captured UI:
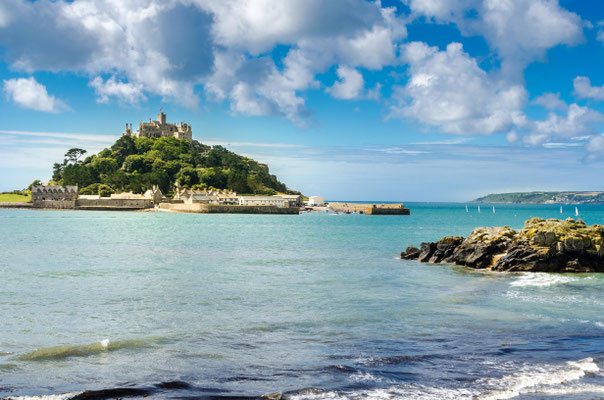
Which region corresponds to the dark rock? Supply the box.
[401,246,420,259]
[400,218,604,273]
[418,242,437,262]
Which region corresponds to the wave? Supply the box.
[16,338,158,361]
[509,272,575,287]
[3,392,83,400]
[478,357,600,400]
[286,357,603,400]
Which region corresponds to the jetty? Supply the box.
[316,202,410,215]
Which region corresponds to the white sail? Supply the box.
[465,204,469,212]
[478,205,481,213]
[560,206,563,214]
[493,206,495,213]
[575,207,579,217]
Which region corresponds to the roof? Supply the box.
[32,185,78,193]
[239,196,287,201]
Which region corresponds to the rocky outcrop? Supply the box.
[401,218,604,273]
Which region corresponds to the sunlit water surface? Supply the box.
[0,203,603,399]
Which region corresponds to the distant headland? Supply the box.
[473,191,604,204]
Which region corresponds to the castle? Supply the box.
[123,112,192,142]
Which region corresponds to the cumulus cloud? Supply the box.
[532,92,567,111]
[0,0,405,122]
[586,134,604,159]
[89,76,146,105]
[523,104,603,146]
[389,42,527,135]
[327,66,365,99]
[3,77,68,113]
[408,0,584,77]
[573,76,604,101]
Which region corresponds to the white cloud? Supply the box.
[390,42,527,135]
[586,134,604,159]
[573,76,604,101]
[408,0,584,77]
[3,77,68,113]
[532,92,567,111]
[89,76,146,105]
[327,66,365,100]
[202,1,405,124]
[506,130,519,144]
[523,103,603,146]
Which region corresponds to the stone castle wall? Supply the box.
[33,200,76,209]
[76,198,153,209]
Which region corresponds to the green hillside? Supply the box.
[473,191,604,204]
[51,136,294,196]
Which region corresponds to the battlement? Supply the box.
[123,112,193,142]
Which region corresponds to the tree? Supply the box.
[123,154,151,173]
[92,157,119,175]
[64,148,87,164]
[52,163,64,181]
[111,135,136,165]
[227,165,251,193]
[97,184,114,197]
[28,180,41,190]
[176,167,199,187]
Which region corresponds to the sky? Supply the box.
[1,0,604,201]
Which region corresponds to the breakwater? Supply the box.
[323,202,410,215]
[157,202,299,214]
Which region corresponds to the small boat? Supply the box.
[560,206,563,214]
[465,204,469,212]
[575,207,579,217]
[492,206,495,213]
[478,205,481,213]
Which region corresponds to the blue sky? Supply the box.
[1,0,604,201]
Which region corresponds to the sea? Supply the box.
[0,203,603,400]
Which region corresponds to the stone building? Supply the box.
[31,185,78,208]
[124,112,192,142]
[238,196,288,207]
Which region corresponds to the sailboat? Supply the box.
[560,206,563,214]
[492,206,496,213]
[575,207,579,217]
[465,204,469,212]
[478,205,481,213]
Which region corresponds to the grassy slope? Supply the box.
[0,193,31,203]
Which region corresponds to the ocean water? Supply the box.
[0,203,603,400]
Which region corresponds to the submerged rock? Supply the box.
[400,218,604,273]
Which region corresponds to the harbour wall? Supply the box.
[158,203,299,214]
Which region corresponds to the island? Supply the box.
[1,112,409,215]
[473,191,604,204]
[401,218,604,273]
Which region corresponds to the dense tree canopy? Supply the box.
[52,137,292,196]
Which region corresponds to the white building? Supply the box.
[275,194,303,207]
[308,196,324,206]
[238,196,288,207]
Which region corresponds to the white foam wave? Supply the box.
[349,371,383,383]
[478,357,600,400]
[3,392,82,400]
[288,357,602,400]
[509,272,574,287]
[288,385,476,400]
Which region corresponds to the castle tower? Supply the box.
[158,112,166,126]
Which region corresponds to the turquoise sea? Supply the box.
[0,203,603,399]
